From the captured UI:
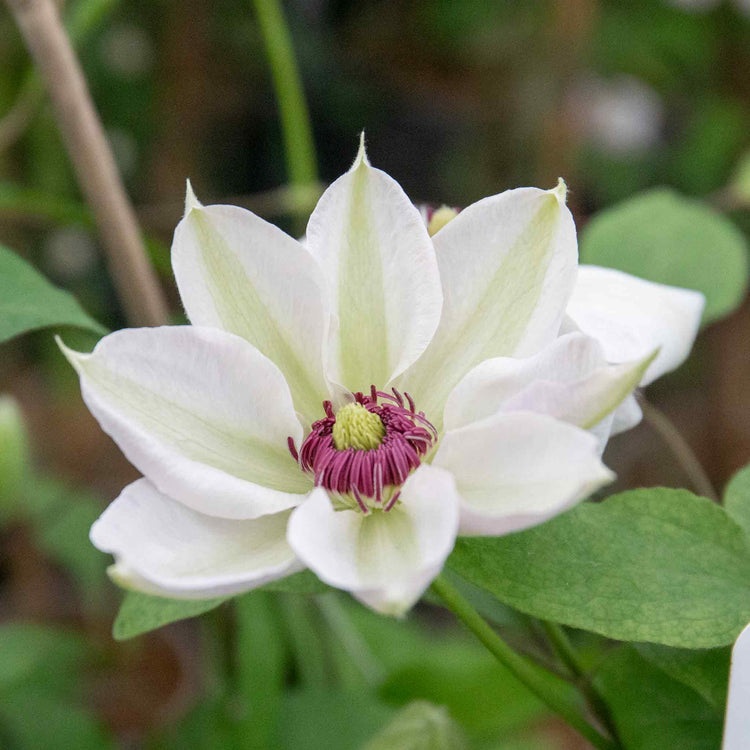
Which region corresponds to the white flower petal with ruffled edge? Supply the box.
[444,333,601,430]
[92,479,300,599]
[433,411,614,536]
[59,326,311,519]
[172,184,331,424]
[444,333,654,447]
[398,181,578,427]
[305,136,443,392]
[566,265,704,386]
[286,465,460,616]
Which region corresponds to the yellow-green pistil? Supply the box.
[427,205,459,237]
[332,402,385,450]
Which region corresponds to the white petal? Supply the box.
[60,326,310,519]
[433,411,614,536]
[566,265,705,385]
[173,188,330,423]
[444,332,652,449]
[92,480,300,599]
[286,465,460,616]
[444,333,604,430]
[305,137,443,392]
[611,394,643,435]
[399,181,578,426]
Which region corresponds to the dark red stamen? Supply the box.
[287,436,299,462]
[291,386,436,510]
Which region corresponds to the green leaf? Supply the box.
[363,701,468,750]
[448,488,750,648]
[635,643,730,710]
[724,463,750,540]
[112,591,227,640]
[594,646,723,750]
[580,188,749,324]
[0,244,105,343]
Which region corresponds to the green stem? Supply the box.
[541,620,586,678]
[541,621,621,745]
[430,575,617,750]
[251,0,318,199]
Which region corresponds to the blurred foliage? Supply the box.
[362,701,468,750]
[0,624,110,749]
[595,646,724,750]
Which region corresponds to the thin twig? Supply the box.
[5,0,169,327]
[637,394,718,502]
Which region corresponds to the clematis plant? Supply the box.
[60,137,703,616]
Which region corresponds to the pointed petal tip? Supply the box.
[551,177,568,204]
[184,178,203,215]
[55,334,86,371]
[352,131,370,170]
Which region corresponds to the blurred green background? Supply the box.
[0,0,748,747]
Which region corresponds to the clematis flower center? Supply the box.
[332,402,385,450]
[289,387,437,514]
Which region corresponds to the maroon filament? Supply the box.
[290,387,437,510]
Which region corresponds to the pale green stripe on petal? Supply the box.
[60,326,310,520]
[399,182,577,426]
[73,344,302,491]
[338,155,390,388]
[306,137,443,393]
[173,191,331,424]
[576,351,656,430]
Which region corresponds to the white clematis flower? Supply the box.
[61,137,703,616]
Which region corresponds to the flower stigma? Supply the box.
[289,387,438,515]
[427,205,459,236]
[332,402,385,450]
